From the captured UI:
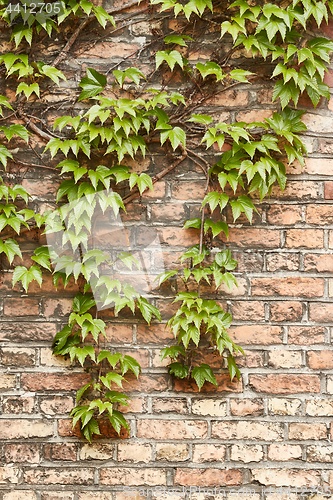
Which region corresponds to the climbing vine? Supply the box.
[0,0,332,440]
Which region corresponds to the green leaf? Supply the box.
[16,82,40,99]
[31,246,51,271]
[121,355,141,378]
[108,409,129,435]
[161,345,186,359]
[12,265,42,292]
[82,417,100,443]
[0,145,12,168]
[137,297,162,324]
[191,364,218,390]
[72,293,96,314]
[168,362,189,378]
[229,68,253,82]
[76,383,92,403]
[227,355,241,381]
[79,68,107,101]
[183,218,201,229]
[0,238,22,264]
[156,269,178,286]
[164,34,193,47]
[155,50,184,71]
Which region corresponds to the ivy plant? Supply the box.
[0,0,332,439]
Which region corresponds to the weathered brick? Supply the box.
[3,492,38,500]
[288,326,326,345]
[270,301,303,322]
[306,399,333,416]
[0,419,53,439]
[307,350,333,369]
[251,468,320,487]
[23,468,94,485]
[288,423,327,440]
[173,373,242,393]
[41,493,74,500]
[229,399,264,416]
[155,443,189,462]
[266,205,302,225]
[305,157,333,175]
[230,444,263,463]
[152,398,188,414]
[79,444,115,461]
[192,444,226,463]
[99,467,166,486]
[309,303,333,323]
[175,468,243,487]
[0,374,16,389]
[212,421,283,441]
[43,443,77,461]
[0,347,35,366]
[0,322,56,342]
[266,252,300,272]
[307,445,333,462]
[4,443,40,463]
[251,277,324,298]
[304,253,333,272]
[230,325,283,346]
[249,374,320,394]
[284,229,323,248]
[191,399,227,417]
[231,301,265,321]
[2,396,35,414]
[268,350,303,369]
[268,444,302,461]
[268,398,302,416]
[225,228,280,248]
[117,443,151,463]
[136,419,207,439]
[306,204,333,224]
[270,181,321,200]
[21,373,90,391]
[3,297,39,316]
[39,396,74,415]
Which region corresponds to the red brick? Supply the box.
[270,181,321,200]
[43,443,77,461]
[174,468,243,487]
[207,89,249,107]
[251,277,324,298]
[3,298,39,316]
[288,326,326,345]
[249,374,320,394]
[309,303,333,323]
[270,301,303,322]
[0,347,35,366]
[304,253,333,272]
[236,109,272,122]
[284,229,323,248]
[307,204,333,224]
[136,323,174,343]
[266,205,302,225]
[266,253,299,272]
[231,301,265,321]
[173,373,242,393]
[225,228,280,248]
[172,181,207,200]
[21,373,90,391]
[325,181,333,199]
[230,325,283,345]
[0,322,56,342]
[307,350,333,369]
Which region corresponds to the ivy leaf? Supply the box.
[108,409,129,435]
[187,114,213,125]
[204,219,229,238]
[31,246,51,271]
[100,372,124,389]
[229,68,253,82]
[156,270,178,286]
[227,355,241,381]
[137,297,162,324]
[0,145,12,168]
[79,68,107,101]
[155,50,184,71]
[120,355,141,378]
[161,345,186,359]
[160,127,186,150]
[183,218,201,229]
[0,238,22,264]
[82,417,100,443]
[164,34,193,46]
[92,6,115,28]
[69,345,96,366]
[12,265,43,292]
[72,293,96,315]
[191,364,218,390]
[168,362,189,378]
[16,82,40,99]
[76,383,92,403]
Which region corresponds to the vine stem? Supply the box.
[52,0,145,67]
[123,148,187,206]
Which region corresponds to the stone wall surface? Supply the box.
[1,1,333,499]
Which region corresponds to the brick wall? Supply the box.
[1,2,333,499]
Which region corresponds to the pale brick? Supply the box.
[99,467,166,486]
[136,419,207,439]
[268,398,302,416]
[230,398,264,416]
[174,468,243,486]
[212,421,283,441]
[268,350,303,369]
[191,399,227,417]
[251,468,320,487]
[0,467,20,484]
[268,444,302,461]
[23,468,94,485]
[230,444,263,463]
[306,399,333,416]
[192,444,226,463]
[3,491,37,500]
[0,419,53,439]
[117,443,151,463]
[0,374,16,389]
[307,445,333,462]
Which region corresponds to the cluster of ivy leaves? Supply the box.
[0,0,332,440]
